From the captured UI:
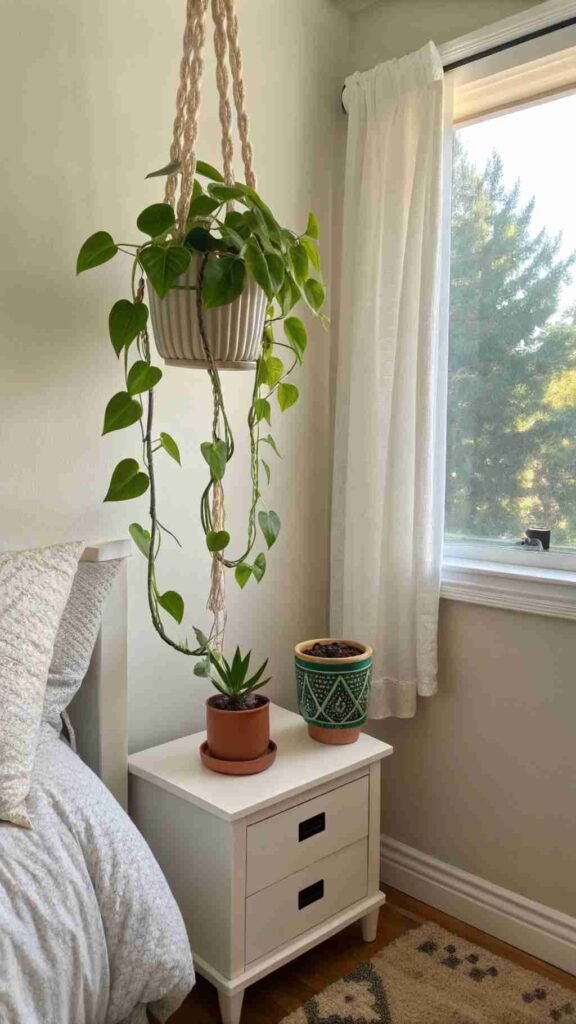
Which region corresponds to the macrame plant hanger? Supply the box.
[159,0,257,651]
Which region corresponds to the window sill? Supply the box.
[441,557,576,620]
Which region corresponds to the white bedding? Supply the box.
[0,725,194,1024]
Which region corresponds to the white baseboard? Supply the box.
[380,835,576,975]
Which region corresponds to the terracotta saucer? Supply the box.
[199,740,277,776]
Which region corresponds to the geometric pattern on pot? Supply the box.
[295,658,372,730]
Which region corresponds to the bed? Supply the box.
[0,540,195,1024]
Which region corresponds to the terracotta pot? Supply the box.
[294,638,373,745]
[205,694,270,765]
[148,252,267,370]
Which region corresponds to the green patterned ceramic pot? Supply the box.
[294,638,373,745]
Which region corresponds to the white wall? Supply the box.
[347,0,576,922]
[0,0,350,751]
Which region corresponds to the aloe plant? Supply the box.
[194,636,271,708]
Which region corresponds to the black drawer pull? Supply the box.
[298,811,326,842]
[298,879,324,910]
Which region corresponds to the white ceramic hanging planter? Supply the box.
[148,252,267,370]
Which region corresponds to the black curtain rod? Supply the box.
[342,15,576,110]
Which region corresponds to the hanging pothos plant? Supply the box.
[77,158,326,689]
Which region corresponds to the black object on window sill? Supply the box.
[519,528,551,551]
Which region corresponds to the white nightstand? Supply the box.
[128,704,392,1024]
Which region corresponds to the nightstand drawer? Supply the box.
[246,775,369,895]
[245,837,368,963]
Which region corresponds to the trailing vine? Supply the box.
[77,159,327,674]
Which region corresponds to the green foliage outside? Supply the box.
[446,135,576,545]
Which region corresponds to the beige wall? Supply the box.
[348,0,542,71]
[349,0,576,922]
[0,0,349,751]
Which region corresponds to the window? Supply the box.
[445,91,576,567]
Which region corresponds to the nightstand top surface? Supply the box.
[128,704,392,821]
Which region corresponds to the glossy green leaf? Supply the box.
[258,510,281,549]
[305,212,320,240]
[277,382,299,411]
[261,459,271,484]
[158,590,184,624]
[265,252,285,295]
[160,432,181,465]
[252,552,266,583]
[193,627,210,650]
[126,360,163,395]
[291,241,309,285]
[259,355,284,388]
[300,235,320,271]
[200,440,228,480]
[102,391,142,435]
[225,210,251,239]
[202,255,246,308]
[283,316,307,363]
[145,160,180,179]
[278,274,301,316]
[185,226,221,252]
[129,522,151,558]
[108,300,148,357]
[139,244,191,298]
[254,398,271,425]
[261,434,281,458]
[235,563,252,589]
[188,194,221,218]
[245,239,273,299]
[137,203,175,237]
[104,459,149,502]
[76,231,118,274]
[207,183,247,202]
[195,160,225,182]
[206,530,230,552]
[304,278,326,312]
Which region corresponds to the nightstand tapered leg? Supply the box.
[218,987,244,1024]
[361,907,379,942]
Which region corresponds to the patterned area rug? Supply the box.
[280,924,576,1023]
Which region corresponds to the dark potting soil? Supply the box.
[208,693,268,712]
[304,641,363,659]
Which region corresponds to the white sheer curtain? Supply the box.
[331,42,450,719]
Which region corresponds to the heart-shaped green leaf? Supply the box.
[304,278,326,312]
[201,440,228,481]
[139,244,191,298]
[300,235,320,271]
[145,160,181,179]
[206,530,230,552]
[265,252,285,296]
[195,160,225,182]
[102,392,142,435]
[278,275,301,316]
[109,300,148,357]
[137,203,176,237]
[283,317,307,363]
[129,522,151,558]
[185,226,222,252]
[127,360,163,395]
[160,432,181,465]
[202,255,246,309]
[252,552,266,583]
[225,210,251,239]
[254,398,271,425]
[259,355,284,388]
[261,434,281,458]
[305,212,319,240]
[258,510,281,549]
[188,194,221,219]
[207,183,248,202]
[235,563,252,589]
[158,589,184,624]
[277,382,299,411]
[291,241,309,285]
[245,238,273,299]
[104,459,149,502]
[77,231,118,274]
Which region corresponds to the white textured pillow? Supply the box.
[0,541,83,827]
[43,559,122,733]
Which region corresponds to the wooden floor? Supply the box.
[169,887,576,1023]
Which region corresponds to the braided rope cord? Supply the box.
[223,0,256,189]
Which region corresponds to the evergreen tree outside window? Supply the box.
[446,93,576,549]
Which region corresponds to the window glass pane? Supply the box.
[446,93,576,546]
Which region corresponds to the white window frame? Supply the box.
[439,0,576,618]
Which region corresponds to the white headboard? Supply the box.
[68,539,131,809]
